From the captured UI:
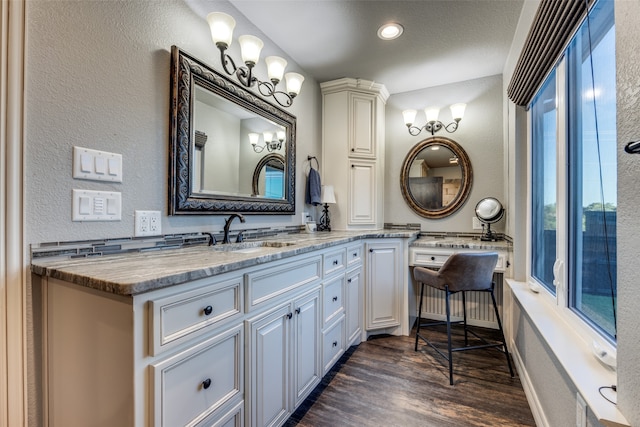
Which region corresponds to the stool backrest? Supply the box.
[438,252,498,292]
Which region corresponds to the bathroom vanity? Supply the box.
[31,230,417,427]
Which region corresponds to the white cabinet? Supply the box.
[321,78,389,230]
[365,240,403,331]
[247,288,321,427]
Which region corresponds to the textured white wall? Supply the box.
[385,75,505,233]
[615,1,640,423]
[24,0,321,245]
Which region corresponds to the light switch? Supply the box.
[72,189,121,221]
[95,157,106,175]
[73,146,123,183]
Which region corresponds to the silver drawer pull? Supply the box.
[203,305,213,316]
[202,378,212,390]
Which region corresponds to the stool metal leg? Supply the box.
[462,291,468,346]
[445,286,454,385]
[490,286,514,377]
[414,282,425,351]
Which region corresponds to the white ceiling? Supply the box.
[225,0,525,95]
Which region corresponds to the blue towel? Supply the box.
[306,167,322,205]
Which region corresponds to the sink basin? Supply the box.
[210,240,296,254]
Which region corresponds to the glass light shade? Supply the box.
[206,12,236,47]
[284,72,304,96]
[248,133,259,145]
[262,131,273,142]
[450,103,467,121]
[402,109,417,126]
[276,130,286,142]
[238,35,263,65]
[425,107,440,123]
[265,56,287,83]
[321,185,336,204]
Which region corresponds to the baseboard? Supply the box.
[510,337,549,427]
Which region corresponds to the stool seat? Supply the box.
[413,252,514,385]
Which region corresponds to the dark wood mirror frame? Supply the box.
[400,136,473,219]
[169,46,296,215]
[252,153,285,197]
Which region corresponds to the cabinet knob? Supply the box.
[332,296,338,302]
[347,278,352,283]
[203,305,213,316]
[430,256,435,261]
[286,312,293,319]
[295,307,301,314]
[369,248,374,253]
[333,260,339,265]
[332,341,338,347]
[353,252,358,257]
[202,378,212,390]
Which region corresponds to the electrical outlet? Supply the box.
[472,217,483,230]
[135,210,161,237]
[576,392,587,427]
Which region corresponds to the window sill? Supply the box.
[506,279,629,427]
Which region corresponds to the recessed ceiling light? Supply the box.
[377,23,404,40]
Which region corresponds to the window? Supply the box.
[530,0,616,340]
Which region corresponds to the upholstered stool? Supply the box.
[413,252,514,385]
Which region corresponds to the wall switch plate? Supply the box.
[135,210,161,237]
[472,217,483,230]
[576,392,587,427]
[72,189,121,221]
[73,146,123,182]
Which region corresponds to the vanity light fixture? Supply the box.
[402,103,466,136]
[207,12,304,108]
[249,130,285,153]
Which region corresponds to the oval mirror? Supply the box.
[400,136,472,219]
[252,153,285,198]
[475,197,504,241]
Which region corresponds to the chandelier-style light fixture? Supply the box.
[249,130,285,153]
[207,12,304,108]
[402,103,466,136]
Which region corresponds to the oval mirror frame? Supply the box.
[169,46,296,215]
[400,136,473,219]
[252,153,285,197]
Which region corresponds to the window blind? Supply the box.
[507,0,591,106]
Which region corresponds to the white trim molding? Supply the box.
[1,0,27,426]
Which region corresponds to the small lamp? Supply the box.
[317,185,336,232]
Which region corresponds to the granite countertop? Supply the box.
[31,230,418,296]
[410,235,512,251]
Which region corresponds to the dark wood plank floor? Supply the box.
[286,325,536,427]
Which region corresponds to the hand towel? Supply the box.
[306,167,322,205]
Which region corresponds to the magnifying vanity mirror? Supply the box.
[169,46,296,215]
[400,137,473,219]
[475,197,504,241]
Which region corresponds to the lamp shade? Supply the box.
[425,107,440,123]
[450,103,467,121]
[321,185,336,204]
[262,131,273,143]
[266,56,287,83]
[238,35,263,65]
[206,12,236,47]
[284,72,304,96]
[276,130,286,142]
[402,109,417,126]
[248,133,259,146]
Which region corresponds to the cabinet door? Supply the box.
[348,160,376,225]
[366,241,402,330]
[248,304,291,427]
[345,266,363,346]
[292,290,321,407]
[349,93,376,158]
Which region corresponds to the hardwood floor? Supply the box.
[286,325,535,427]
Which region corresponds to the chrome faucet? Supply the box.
[222,214,246,244]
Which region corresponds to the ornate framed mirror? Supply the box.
[400,136,473,219]
[169,46,296,215]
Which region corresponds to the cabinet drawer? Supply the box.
[322,315,345,375]
[150,277,242,355]
[196,399,243,427]
[346,243,363,266]
[411,251,451,267]
[246,255,321,312]
[322,276,345,325]
[152,325,243,427]
[323,248,346,276]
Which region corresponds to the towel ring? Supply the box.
[307,155,320,169]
